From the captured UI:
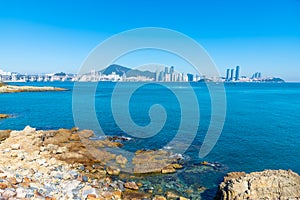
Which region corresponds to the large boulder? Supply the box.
[0,130,11,141]
[216,169,300,200]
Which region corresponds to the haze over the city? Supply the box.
[0,0,299,81]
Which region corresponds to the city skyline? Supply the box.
[0,65,284,83]
[0,1,299,81]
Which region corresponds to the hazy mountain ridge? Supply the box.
[100,64,155,78]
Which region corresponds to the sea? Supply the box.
[1,82,299,199]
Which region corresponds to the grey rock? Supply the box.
[82,188,98,199]
[68,170,78,179]
[82,176,88,182]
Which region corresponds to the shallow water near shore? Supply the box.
[0,82,300,198]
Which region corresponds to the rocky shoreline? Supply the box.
[0,126,191,200]
[0,126,299,199]
[0,85,67,93]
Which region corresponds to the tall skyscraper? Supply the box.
[170,66,174,74]
[257,72,262,79]
[235,66,240,81]
[164,67,169,74]
[170,66,174,82]
[226,69,230,81]
[230,69,235,81]
[187,73,193,82]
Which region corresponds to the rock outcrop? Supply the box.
[216,169,300,200]
[0,85,67,93]
[0,114,9,119]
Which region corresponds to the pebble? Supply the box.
[10,143,20,150]
[82,175,89,182]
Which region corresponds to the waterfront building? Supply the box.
[235,66,240,81]
[230,69,235,81]
[226,69,230,81]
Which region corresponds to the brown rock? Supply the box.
[0,114,9,119]
[166,191,179,199]
[116,155,128,165]
[179,196,190,200]
[124,181,139,190]
[122,190,151,200]
[132,150,176,174]
[172,163,183,169]
[87,196,104,200]
[223,171,246,182]
[78,130,94,139]
[43,129,72,145]
[0,182,8,189]
[87,194,97,198]
[23,177,32,183]
[106,166,120,175]
[153,195,166,200]
[70,127,79,133]
[161,165,176,174]
[45,197,56,200]
[216,169,300,200]
[137,182,143,187]
[70,133,81,141]
[0,130,11,141]
[100,191,113,198]
[112,190,122,199]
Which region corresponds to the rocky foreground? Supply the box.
[1,126,299,200]
[0,126,188,200]
[0,85,67,93]
[216,169,300,200]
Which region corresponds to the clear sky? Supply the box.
[0,0,299,81]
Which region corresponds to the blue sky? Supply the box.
[0,0,299,81]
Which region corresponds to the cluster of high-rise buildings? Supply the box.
[225,66,264,82]
[225,66,240,82]
[155,66,201,82]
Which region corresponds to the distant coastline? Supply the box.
[1,64,285,83]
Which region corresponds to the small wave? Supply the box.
[163,146,173,150]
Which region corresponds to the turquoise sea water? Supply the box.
[1,82,300,198]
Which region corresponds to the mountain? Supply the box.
[100,64,155,78]
[101,64,131,76]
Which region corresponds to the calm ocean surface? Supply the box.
[1,82,299,198]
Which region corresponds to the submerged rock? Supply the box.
[132,150,180,174]
[122,190,151,200]
[216,169,300,200]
